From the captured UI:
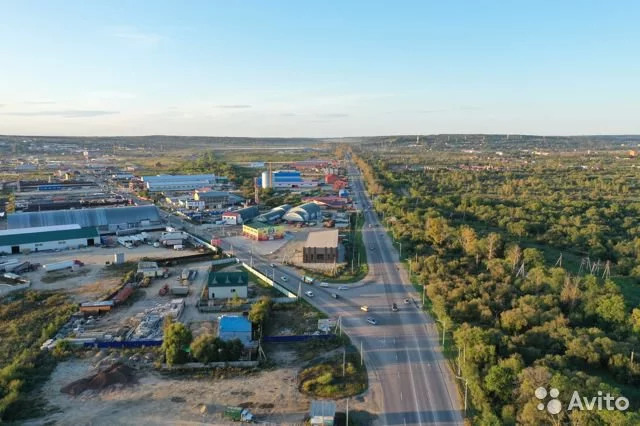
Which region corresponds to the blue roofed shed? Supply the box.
[218,316,252,345]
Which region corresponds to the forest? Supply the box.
[351,145,640,425]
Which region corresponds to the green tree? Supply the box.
[163,321,193,366]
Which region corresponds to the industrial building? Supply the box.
[302,196,349,209]
[283,202,322,223]
[0,224,100,254]
[218,316,252,345]
[254,204,291,223]
[193,190,244,209]
[303,229,339,263]
[141,174,217,192]
[242,222,285,241]
[259,170,318,189]
[207,271,248,299]
[8,205,163,234]
[222,206,259,225]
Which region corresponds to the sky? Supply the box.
[0,0,639,137]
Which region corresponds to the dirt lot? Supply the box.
[32,355,309,425]
[16,243,200,302]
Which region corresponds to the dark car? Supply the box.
[391,303,398,312]
[331,293,339,299]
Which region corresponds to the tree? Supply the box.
[163,321,192,366]
[190,334,218,364]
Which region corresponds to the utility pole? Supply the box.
[343,348,346,377]
[360,341,364,366]
[346,399,349,426]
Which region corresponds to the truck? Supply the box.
[43,260,83,273]
[223,406,253,423]
[302,276,315,284]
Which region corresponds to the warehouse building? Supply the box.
[207,271,248,299]
[8,205,163,234]
[303,229,339,263]
[193,190,244,209]
[218,316,252,345]
[243,222,285,241]
[259,170,318,189]
[222,206,259,225]
[254,204,291,224]
[142,174,217,192]
[0,224,100,254]
[283,202,322,223]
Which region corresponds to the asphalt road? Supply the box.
[158,166,463,425]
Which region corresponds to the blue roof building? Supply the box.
[218,316,252,345]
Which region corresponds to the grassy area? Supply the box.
[612,275,640,307]
[298,350,368,399]
[247,269,282,298]
[266,300,327,335]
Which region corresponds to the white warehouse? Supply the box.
[0,224,100,255]
[142,174,217,192]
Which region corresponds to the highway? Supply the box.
[159,165,463,425]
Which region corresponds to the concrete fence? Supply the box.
[242,263,298,299]
[161,360,259,370]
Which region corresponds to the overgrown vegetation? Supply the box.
[0,291,75,421]
[352,145,640,424]
[298,350,367,399]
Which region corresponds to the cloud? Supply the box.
[3,110,119,118]
[281,113,297,117]
[108,26,163,47]
[215,105,252,109]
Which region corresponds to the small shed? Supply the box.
[309,400,336,426]
[218,315,252,345]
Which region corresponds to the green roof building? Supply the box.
[206,270,248,299]
[0,224,100,254]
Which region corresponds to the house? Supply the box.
[207,271,248,299]
[218,316,252,345]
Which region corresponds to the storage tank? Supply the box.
[261,171,270,189]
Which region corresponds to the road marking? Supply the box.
[400,391,403,401]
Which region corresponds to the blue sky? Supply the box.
[1,0,639,137]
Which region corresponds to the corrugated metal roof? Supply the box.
[207,271,248,287]
[219,316,251,333]
[304,230,339,248]
[0,226,99,247]
[8,205,161,229]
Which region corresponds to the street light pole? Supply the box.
[455,376,468,414]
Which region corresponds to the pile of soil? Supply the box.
[61,363,137,396]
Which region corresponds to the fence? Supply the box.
[82,339,163,349]
[262,334,336,343]
[242,263,298,299]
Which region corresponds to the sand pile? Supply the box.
[61,363,137,396]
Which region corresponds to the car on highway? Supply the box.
[391,303,398,312]
[281,276,288,282]
[338,285,348,291]
[360,305,369,312]
[270,263,276,268]
[331,293,339,299]
[404,298,410,304]
[366,317,377,325]
[369,245,375,250]
[305,291,314,297]
[319,282,329,288]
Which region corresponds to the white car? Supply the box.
[319,282,329,288]
[338,285,349,291]
[281,276,288,282]
[366,317,377,325]
[305,291,314,297]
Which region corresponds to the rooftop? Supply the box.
[219,315,251,333]
[207,271,249,287]
[0,226,99,247]
[304,229,339,248]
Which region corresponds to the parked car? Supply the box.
[305,291,314,297]
[360,305,369,312]
[331,293,339,299]
[338,285,349,291]
[319,282,329,288]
